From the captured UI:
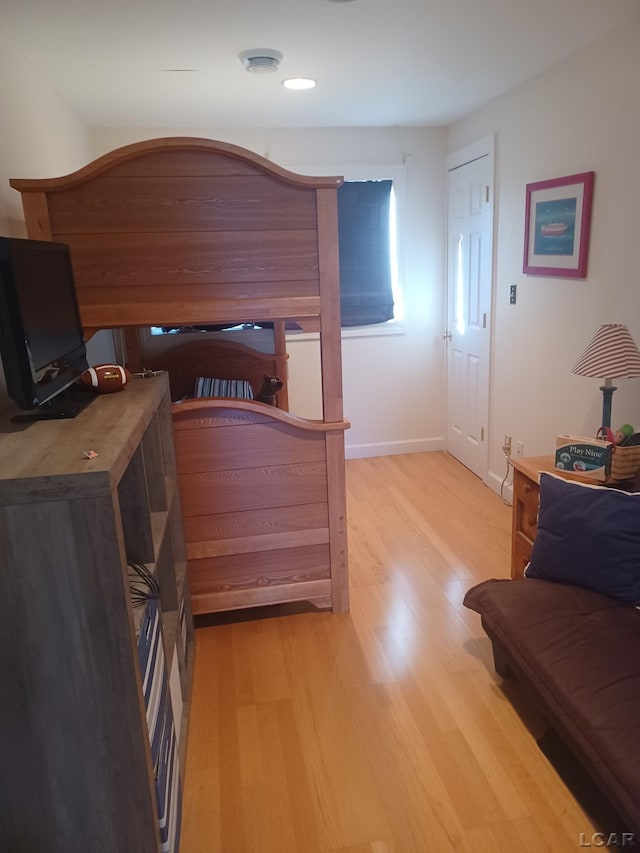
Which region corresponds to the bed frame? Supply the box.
[11,137,349,615]
[141,336,290,410]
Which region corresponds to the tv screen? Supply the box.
[0,237,91,419]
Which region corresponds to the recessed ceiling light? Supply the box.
[283,78,317,90]
[239,49,284,74]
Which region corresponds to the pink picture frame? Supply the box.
[523,171,595,278]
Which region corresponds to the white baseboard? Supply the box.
[486,467,513,505]
[345,437,445,460]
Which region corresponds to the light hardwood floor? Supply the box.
[181,451,601,852]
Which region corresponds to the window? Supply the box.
[338,180,395,327]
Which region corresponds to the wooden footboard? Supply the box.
[172,399,349,615]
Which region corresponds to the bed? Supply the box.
[11,137,349,615]
[140,333,290,410]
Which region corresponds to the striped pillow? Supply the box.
[193,377,254,399]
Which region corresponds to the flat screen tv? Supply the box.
[0,236,93,421]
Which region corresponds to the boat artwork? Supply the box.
[540,222,568,237]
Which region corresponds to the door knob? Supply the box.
[442,330,452,341]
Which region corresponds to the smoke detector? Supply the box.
[239,49,284,74]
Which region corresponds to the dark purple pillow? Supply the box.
[524,472,640,605]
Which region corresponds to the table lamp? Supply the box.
[572,323,640,429]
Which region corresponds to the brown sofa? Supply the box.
[463,577,640,834]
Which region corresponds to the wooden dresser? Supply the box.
[510,456,554,579]
[0,375,193,852]
[511,455,640,579]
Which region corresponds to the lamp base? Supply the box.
[599,383,617,430]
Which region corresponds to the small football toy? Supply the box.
[79,364,131,393]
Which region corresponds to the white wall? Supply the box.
[90,126,448,457]
[0,34,114,412]
[0,37,90,235]
[448,16,640,493]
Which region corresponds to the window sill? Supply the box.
[286,321,405,342]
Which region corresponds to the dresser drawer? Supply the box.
[512,532,533,579]
[514,473,539,542]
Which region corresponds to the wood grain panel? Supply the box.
[98,145,340,187]
[101,150,266,178]
[178,460,328,516]
[124,327,142,370]
[273,319,289,411]
[47,175,317,233]
[81,280,320,305]
[171,400,349,432]
[117,444,154,564]
[326,430,350,613]
[175,421,326,474]
[184,501,329,547]
[157,393,178,479]
[187,527,330,560]
[57,230,319,286]
[317,187,344,422]
[0,468,111,507]
[141,415,167,513]
[0,376,168,506]
[190,578,332,614]
[169,496,187,567]
[512,534,532,581]
[172,404,275,429]
[0,498,159,852]
[155,517,178,613]
[188,542,331,596]
[21,192,52,240]
[81,280,320,330]
[80,295,321,330]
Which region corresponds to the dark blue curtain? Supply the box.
[337,180,394,327]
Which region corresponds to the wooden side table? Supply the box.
[510,455,640,579]
[511,457,549,579]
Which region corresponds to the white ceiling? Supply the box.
[3,0,639,128]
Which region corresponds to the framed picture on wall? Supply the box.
[523,171,595,278]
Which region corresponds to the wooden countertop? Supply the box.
[512,454,640,490]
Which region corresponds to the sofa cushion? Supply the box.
[464,578,640,832]
[524,472,640,605]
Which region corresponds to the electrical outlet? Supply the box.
[515,441,524,458]
[503,435,512,457]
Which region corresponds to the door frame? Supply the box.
[445,134,496,484]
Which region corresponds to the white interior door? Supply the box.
[445,140,494,480]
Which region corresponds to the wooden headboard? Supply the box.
[142,337,288,402]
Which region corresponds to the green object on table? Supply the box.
[615,423,635,445]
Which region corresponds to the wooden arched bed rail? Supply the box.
[11,136,349,614]
[10,136,343,195]
[172,397,351,429]
[141,337,290,409]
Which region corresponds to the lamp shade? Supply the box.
[572,323,640,379]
